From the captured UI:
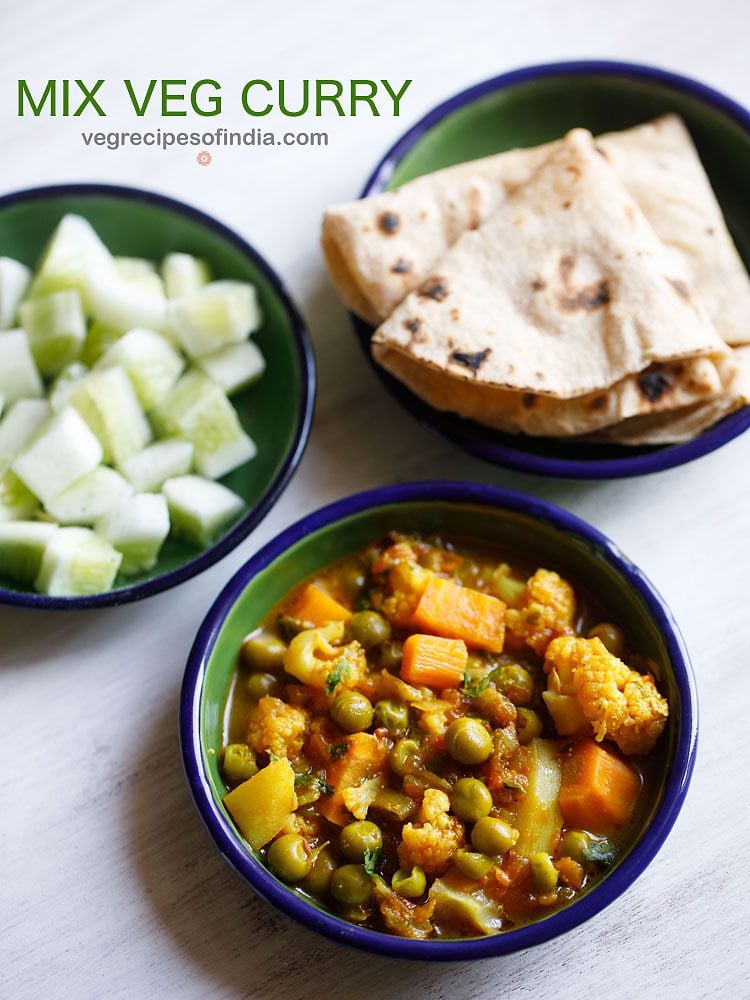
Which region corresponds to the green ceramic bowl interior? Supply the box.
[199,500,681,918]
[0,190,308,597]
[387,71,750,266]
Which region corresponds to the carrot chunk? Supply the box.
[289,582,351,626]
[559,738,641,831]
[411,576,505,652]
[400,633,468,689]
[319,732,389,826]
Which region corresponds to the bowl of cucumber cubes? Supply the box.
[0,184,315,608]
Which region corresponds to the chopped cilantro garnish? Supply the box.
[329,742,348,760]
[294,771,334,797]
[325,653,352,696]
[461,666,502,698]
[581,837,617,866]
[363,846,383,875]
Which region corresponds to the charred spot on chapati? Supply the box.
[638,366,673,403]
[450,308,461,322]
[531,277,546,292]
[450,348,491,373]
[666,277,691,301]
[562,200,572,210]
[557,279,611,312]
[466,187,482,230]
[391,258,412,274]
[403,318,421,335]
[556,254,611,312]
[378,211,400,235]
[590,395,608,411]
[418,277,449,302]
[522,393,536,409]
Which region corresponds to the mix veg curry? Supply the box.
[220,533,669,939]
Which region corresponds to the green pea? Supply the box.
[454,850,494,880]
[587,622,626,660]
[445,717,493,765]
[220,743,258,784]
[300,847,337,897]
[246,672,282,700]
[347,610,391,650]
[330,864,374,906]
[240,632,287,672]
[496,664,534,706]
[516,708,543,745]
[340,563,367,599]
[530,852,559,892]
[373,698,409,735]
[379,640,403,673]
[450,777,493,823]
[331,691,373,733]
[560,830,590,864]
[340,820,383,863]
[391,866,426,898]
[390,737,420,777]
[471,816,519,856]
[267,834,310,883]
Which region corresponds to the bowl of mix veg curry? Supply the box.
[180,482,697,959]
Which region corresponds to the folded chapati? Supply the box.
[375,349,727,437]
[372,129,727,406]
[324,116,750,346]
[587,347,750,445]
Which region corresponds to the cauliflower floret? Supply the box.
[246,696,309,759]
[284,623,366,693]
[381,559,433,628]
[544,636,668,754]
[397,789,464,876]
[506,569,576,655]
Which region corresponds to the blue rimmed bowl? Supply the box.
[0,183,315,609]
[354,61,750,478]
[180,480,697,959]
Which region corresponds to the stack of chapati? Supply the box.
[322,116,750,443]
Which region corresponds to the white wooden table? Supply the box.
[2,1,748,997]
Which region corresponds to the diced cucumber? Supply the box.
[71,367,152,465]
[161,253,212,300]
[34,526,122,596]
[118,439,193,492]
[48,362,89,411]
[195,340,266,395]
[81,321,123,366]
[0,399,52,476]
[169,281,261,357]
[0,471,40,522]
[96,492,169,574]
[96,328,184,411]
[0,521,58,584]
[87,269,169,333]
[27,214,115,307]
[150,370,256,479]
[19,288,86,377]
[162,475,244,546]
[115,257,166,297]
[45,466,133,525]
[12,406,103,506]
[0,257,32,329]
[0,329,44,403]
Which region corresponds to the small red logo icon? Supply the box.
[197,150,212,166]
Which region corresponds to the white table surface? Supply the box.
[2,1,749,997]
